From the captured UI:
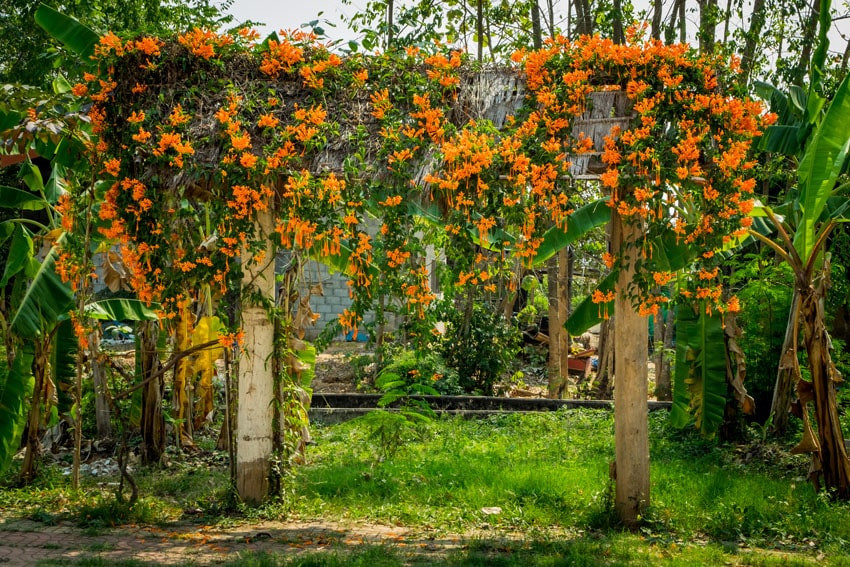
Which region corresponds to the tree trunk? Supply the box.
[612,214,650,526]
[386,0,394,50]
[139,320,165,465]
[531,0,542,50]
[612,0,625,44]
[650,0,663,39]
[574,0,593,36]
[653,302,673,401]
[697,0,718,53]
[476,0,483,63]
[594,317,613,399]
[236,208,276,505]
[792,0,821,86]
[19,339,47,484]
[739,0,767,85]
[547,0,556,38]
[797,285,850,498]
[547,255,564,397]
[90,334,112,439]
[770,290,800,434]
[659,305,675,399]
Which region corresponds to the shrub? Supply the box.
[434,299,520,395]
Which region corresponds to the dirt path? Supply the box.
[0,517,484,565]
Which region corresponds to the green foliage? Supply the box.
[357,410,431,463]
[670,303,728,438]
[376,348,461,400]
[794,72,850,263]
[732,255,795,422]
[2,0,234,88]
[434,299,520,395]
[532,198,611,266]
[0,344,34,476]
[515,274,548,328]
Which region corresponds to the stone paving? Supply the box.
[0,517,469,565]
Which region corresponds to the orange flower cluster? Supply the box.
[177,28,233,60]
[424,50,463,88]
[75,24,774,339]
[260,36,304,77]
[510,29,774,314]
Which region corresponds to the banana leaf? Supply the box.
[670,303,727,438]
[0,186,49,211]
[9,242,74,338]
[532,199,611,266]
[0,344,35,475]
[794,72,850,263]
[34,4,99,59]
[565,232,696,335]
[565,269,616,336]
[85,298,159,321]
[1,225,34,287]
[51,319,77,418]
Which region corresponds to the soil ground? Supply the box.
[0,515,515,565]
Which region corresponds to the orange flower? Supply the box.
[134,36,163,56]
[257,114,279,128]
[168,104,191,126]
[132,127,152,143]
[71,83,88,97]
[104,158,121,177]
[239,152,258,169]
[230,131,251,150]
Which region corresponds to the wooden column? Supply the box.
[612,212,650,526]
[236,208,276,504]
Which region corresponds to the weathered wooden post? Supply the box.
[612,212,649,525]
[569,90,649,525]
[236,207,276,504]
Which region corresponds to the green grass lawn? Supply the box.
[3,409,850,566]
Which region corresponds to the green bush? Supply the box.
[732,256,794,423]
[434,299,520,395]
[376,348,463,398]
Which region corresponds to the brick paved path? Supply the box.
[0,518,467,565]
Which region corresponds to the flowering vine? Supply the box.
[60,23,772,347]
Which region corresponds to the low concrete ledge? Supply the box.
[309,394,671,425]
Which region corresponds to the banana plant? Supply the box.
[749,70,850,498]
[0,162,74,479]
[669,303,727,437]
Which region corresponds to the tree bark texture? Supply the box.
[236,208,276,504]
[90,334,112,439]
[139,321,165,465]
[20,339,47,484]
[547,255,564,397]
[559,248,571,384]
[612,214,650,526]
[739,0,767,83]
[797,285,850,498]
[792,0,821,86]
[531,0,542,50]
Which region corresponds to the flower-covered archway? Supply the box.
[62,25,772,515]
